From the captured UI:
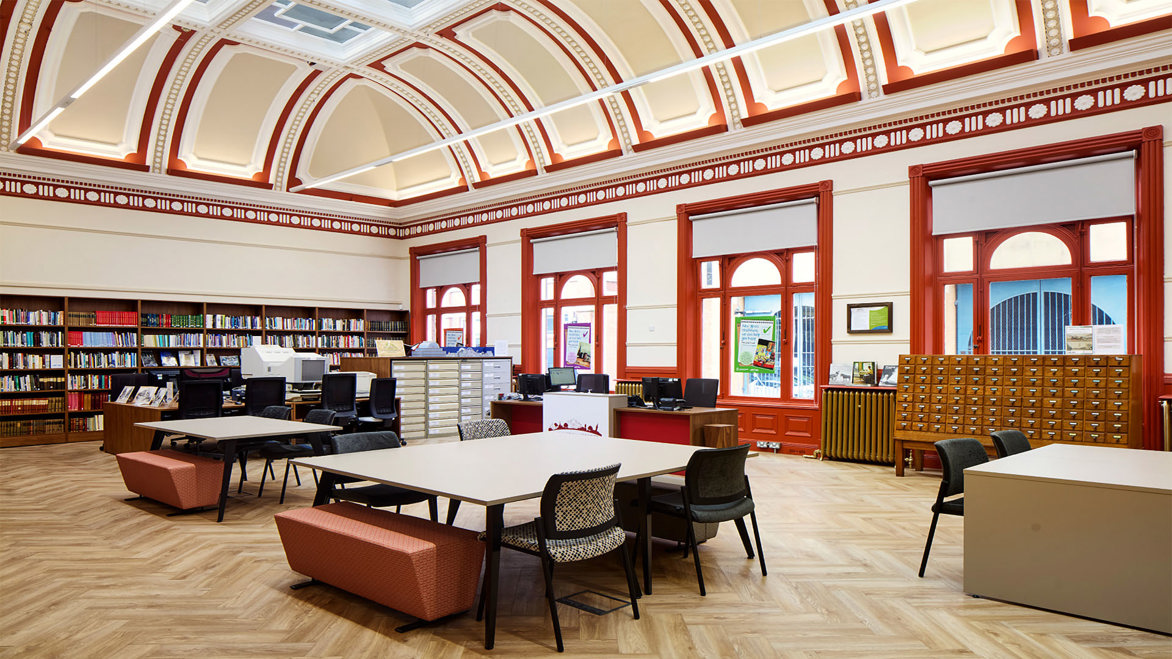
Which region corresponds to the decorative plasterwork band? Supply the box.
[400,65,1171,237]
[0,65,1168,239]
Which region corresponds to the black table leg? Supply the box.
[150,429,166,451]
[638,477,653,595]
[215,439,237,522]
[312,471,336,506]
[484,504,503,650]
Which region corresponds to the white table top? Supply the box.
[293,430,703,506]
[135,416,341,441]
[966,444,1172,494]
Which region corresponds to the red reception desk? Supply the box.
[489,399,739,447]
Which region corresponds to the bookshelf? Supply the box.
[0,294,408,447]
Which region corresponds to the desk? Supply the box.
[490,400,739,447]
[294,431,702,650]
[103,401,243,454]
[136,416,341,522]
[964,444,1172,633]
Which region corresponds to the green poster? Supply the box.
[734,315,777,374]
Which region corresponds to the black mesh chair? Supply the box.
[326,431,438,521]
[244,377,286,416]
[647,443,765,596]
[683,378,718,408]
[918,437,989,577]
[575,373,610,393]
[494,464,639,652]
[235,405,291,492]
[320,373,358,429]
[446,419,512,524]
[990,429,1032,459]
[177,379,223,419]
[257,408,337,503]
[356,377,397,431]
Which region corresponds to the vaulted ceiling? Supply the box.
[3,0,1170,223]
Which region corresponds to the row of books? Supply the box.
[1,308,63,325]
[265,317,315,331]
[317,335,366,348]
[68,374,111,390]
[142,333,203,347]
[1,375,66,392]
[1,330,64,347]
[67,310,138,327]
[0,397,66,415]
[0,418,65,437]
[68,352,137,368]
[319,318,365,331]
[206,314,263,329]
[0,353,63,369]
[69,415,104,431]
[140,313,204,328]
[369,320,409,333]
[324,352,364,366]
[67,331,137,347]
[67,391,109,411]
[270,335,316,349]
[206,334,258,348]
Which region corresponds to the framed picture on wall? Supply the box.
[846,302,893,334]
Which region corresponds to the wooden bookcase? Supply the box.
[0,294,408,447]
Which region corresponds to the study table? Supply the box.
[490,399,740,447]
[293,430,703,650]
[135,416,341,522]
[964,444,1171,634]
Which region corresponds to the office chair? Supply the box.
[919,437,989,577]
[575,373,610,394]
[326,431,439,521]
[320,372,358,429]
[356,378,397,431]
[257,408,337,503]
[683,378,718,408]
[446,418,512,524]
[647,443,765,595]
[244,377,286,416]
[177,380,223,419]
[493,464,639,652]
[990,429,1031,458]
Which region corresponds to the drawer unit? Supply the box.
[389,356,513,440]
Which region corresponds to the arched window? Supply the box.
[428,283,481,347]
[538,269,618,378]
[411,239,486,348]
[938,220,1131,355]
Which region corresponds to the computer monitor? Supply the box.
[659,378,683,401]
[547,366,576,390]
[518,373,547,401]
[242,345,325,385]
[641,377,661,406]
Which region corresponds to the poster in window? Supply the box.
[1064,325,1092,354]
[563,323,592,369]
[734,315,777,374]
[444,329,464,347]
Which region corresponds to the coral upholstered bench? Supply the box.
[275,502,485,630]
[116,449,225,513]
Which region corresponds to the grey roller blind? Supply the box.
[690,199,818,258]
[531,228,618,274]
[930,152,1135,235]
[418,248,479,288]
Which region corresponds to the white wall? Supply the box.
[0,196,408,309]
[403,103,1169,374]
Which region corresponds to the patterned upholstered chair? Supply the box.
[648,443,765,596]
[990,429,1032,459]
[447,418,511,524]
[493,464,639,653]
[918,437,989,577]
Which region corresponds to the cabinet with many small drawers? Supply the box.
[389,357,512,441]
[894,354,1141,448]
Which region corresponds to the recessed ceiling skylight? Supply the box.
[255,0,372,45]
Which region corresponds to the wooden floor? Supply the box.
[1,441,1168,658]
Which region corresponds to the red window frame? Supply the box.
[537,269,618,373]
[409,236,487,347]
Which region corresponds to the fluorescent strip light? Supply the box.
[9,0,195,149]
[293,0,917,192]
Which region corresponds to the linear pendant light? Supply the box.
[291,0,919,193]
[10,0,198,150]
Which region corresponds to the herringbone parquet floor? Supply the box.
[1,440,1168,658]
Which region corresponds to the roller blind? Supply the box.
[930,152,1135,235]
[418,248,480,288]
[531,229,618,274]
[690,199,818,258]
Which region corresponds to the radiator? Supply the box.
[820,388,895,463]
[615,380,642,397]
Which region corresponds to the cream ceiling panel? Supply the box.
[35,8,168,158]
[1086,0,1172,26]
[179,49,305,178]
[456,11,612,160]
[885,0,1021,74]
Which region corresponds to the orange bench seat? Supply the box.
[275,502,484,623]
[116,449,224,511]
